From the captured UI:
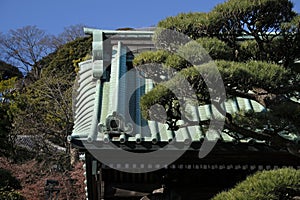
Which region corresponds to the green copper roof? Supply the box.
[72,59,265,141]
[70,29,270,150]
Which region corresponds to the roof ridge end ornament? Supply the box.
[102,111,133,137]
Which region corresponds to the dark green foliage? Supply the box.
[157,12,212,39]
[140,84,173,120]
[38,36,92,78]
[0,105,13,158]
[10,147,36,164]
[10,36,92,154]
[0,61,22,158]
[238,40,260,61]
[133,0,300,153]
[0,61,23,80]
[133,50,190,71]
[0,169,21,189]
[0,189,24,200]
[139,60,292,120]
[133,50,170,66]
[237,37,295,64]
[212,168,300,200]
[212,0,296,63]
[212,0,296,37]
[177,40,212,65]
[153,0,300,66]
[134,38,233,77]
[0,168,24,200]
[216,60,292,91]
[196,37,233,60]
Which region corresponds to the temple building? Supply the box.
[69,28,300,200]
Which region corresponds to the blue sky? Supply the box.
[1,0,300,35]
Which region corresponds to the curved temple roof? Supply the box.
[70,29,268,151]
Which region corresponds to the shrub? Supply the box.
[0,189,24,200]
[212,168,300,200]
[0,168,24,200]
[0,169,21,190]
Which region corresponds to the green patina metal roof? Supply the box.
[70,29,273,150]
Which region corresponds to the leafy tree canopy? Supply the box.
[11,36,92,149]
[0,61,22,158]
[0,23,91,164]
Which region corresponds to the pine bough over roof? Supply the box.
[70,29,291,152]
[69,30,274,152]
